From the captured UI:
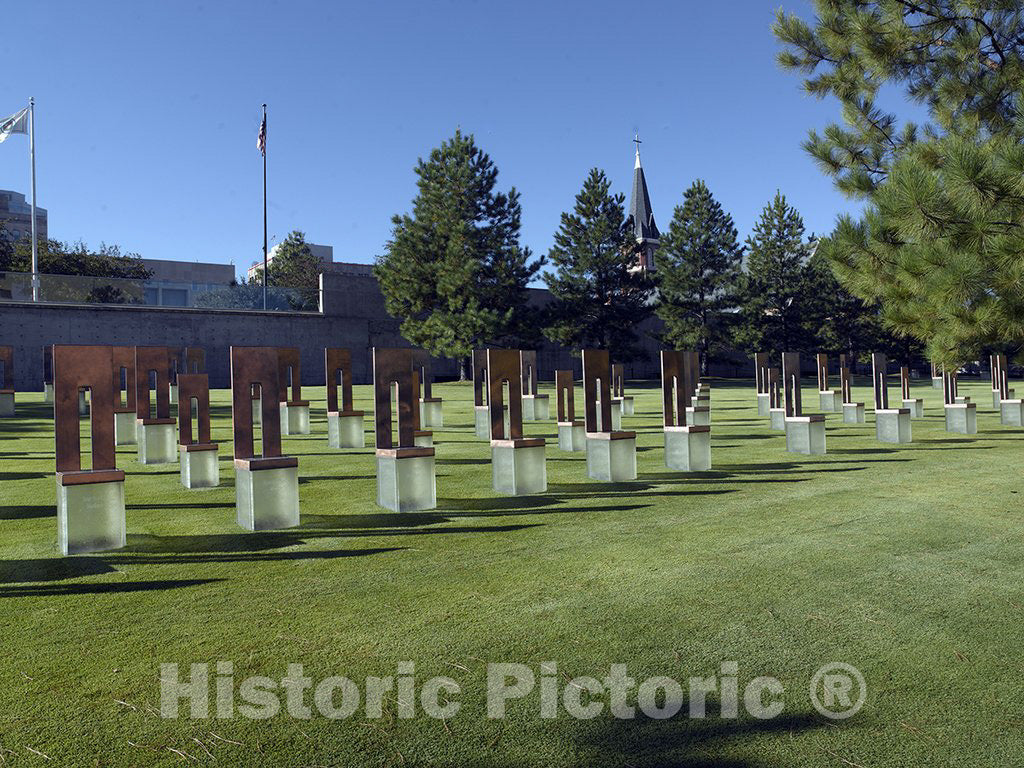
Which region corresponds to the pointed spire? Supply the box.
[628,135,658,244]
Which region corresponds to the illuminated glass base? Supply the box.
[474,405,491,439]
[1000,400,1024,427]
[114,411,137,445]
[420,398,443,428]
[57,477,126,556]
[280,403,310,435]
[522,394,550,422]
[664,426,711,471]
[236,465,300,530]
[687,406,710,427]
[875,409,912,443]
[557,421,585,452]
[137,422,177,465]
[819,390,840,413]
[0,392,13,417]
[491,441,547,495]
[79,390,89,416]
[180,446,220,489]
[902,398,924,419]
[328,412,365,449]
[769,408,786,431]
[44,383,54,403]
[757,393,770,417]
[614,396,635,416]
[376,451,436,512]
[945,403,977,434]
[842,403,865,423]
[585,435,637,482]
[784,417,826,455]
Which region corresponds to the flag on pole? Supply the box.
[257,115,266,156]
[0,108,29,143]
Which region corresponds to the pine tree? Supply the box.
[262,230,323,310]
[375,130,541,377]
[774,1,1024,366]
[543,168,654,360]
[736,193,813,355]
[655,180,743,374]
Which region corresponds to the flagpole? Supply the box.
[29,97,38,302]
[262,103,267,311]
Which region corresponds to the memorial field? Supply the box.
[1,377,1021,766]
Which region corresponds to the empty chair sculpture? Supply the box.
[582,349,637,481]
[662,349,711,471]
[754,352,771,417]
[839,355,865,423]
[374,348,437,511]
[996,354,1024,425]
[555,370,584,452]
[816,353,841,413]
[0,346,14,417]
[412,349,443,428]
[231,346,300,529]
[53,345,126,555]
[685,351,709,426]
[900,366,923,418]
[872,353,912,443]
[472,349,491,440]
[520,350,549,421]
[278,347,311,435]
[782,352,826,455]
[43,344,54,404]
[612,364,634,416]
[943,368,976,434]
[178,373,220,488]
[487,349,547,495]
[135,346,178,464]
[325,348,365,448]
[111,346,138,446]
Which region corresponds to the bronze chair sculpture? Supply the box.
[582,348,637,481]
[231,346,300,529]
[178,372,219,488]
[54,345,126,555]
[325,348,365,448]
[487,349,547,495]
[374,348,436,511]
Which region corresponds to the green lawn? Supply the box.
[1,378,1022,766]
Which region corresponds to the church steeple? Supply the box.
[628,135,659,271]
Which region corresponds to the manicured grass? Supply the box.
[1,377,1022,766]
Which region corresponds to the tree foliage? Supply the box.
[260,230,323,310]
[543,168,654,361]
[375,130,541,373]
[775,0,1024,366]
[735,193,815,356]
[655,180,743,372]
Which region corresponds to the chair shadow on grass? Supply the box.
[0,504,54,520]
[0,579,225,598]
[567,707,829,768]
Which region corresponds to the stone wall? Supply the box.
[0,272,675,391]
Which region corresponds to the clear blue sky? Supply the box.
[1,0,865,282]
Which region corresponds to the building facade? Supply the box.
[0,190,47,244]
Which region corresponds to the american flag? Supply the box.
[257,114,266,156]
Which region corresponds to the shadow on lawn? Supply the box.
[0,579,224,598]
[104,546,406,565]
[567,708,830,768]
[0,471,49,481]
[0,556,116,583]
[0,504,54,520]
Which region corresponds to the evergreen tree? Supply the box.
[543,168,654,360]
[655,180,743,373]
[775,1,1024,366]
[261,230,323,310]
[736,193,813,355]
[375,130,541,377]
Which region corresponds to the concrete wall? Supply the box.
[0,271,672,391]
